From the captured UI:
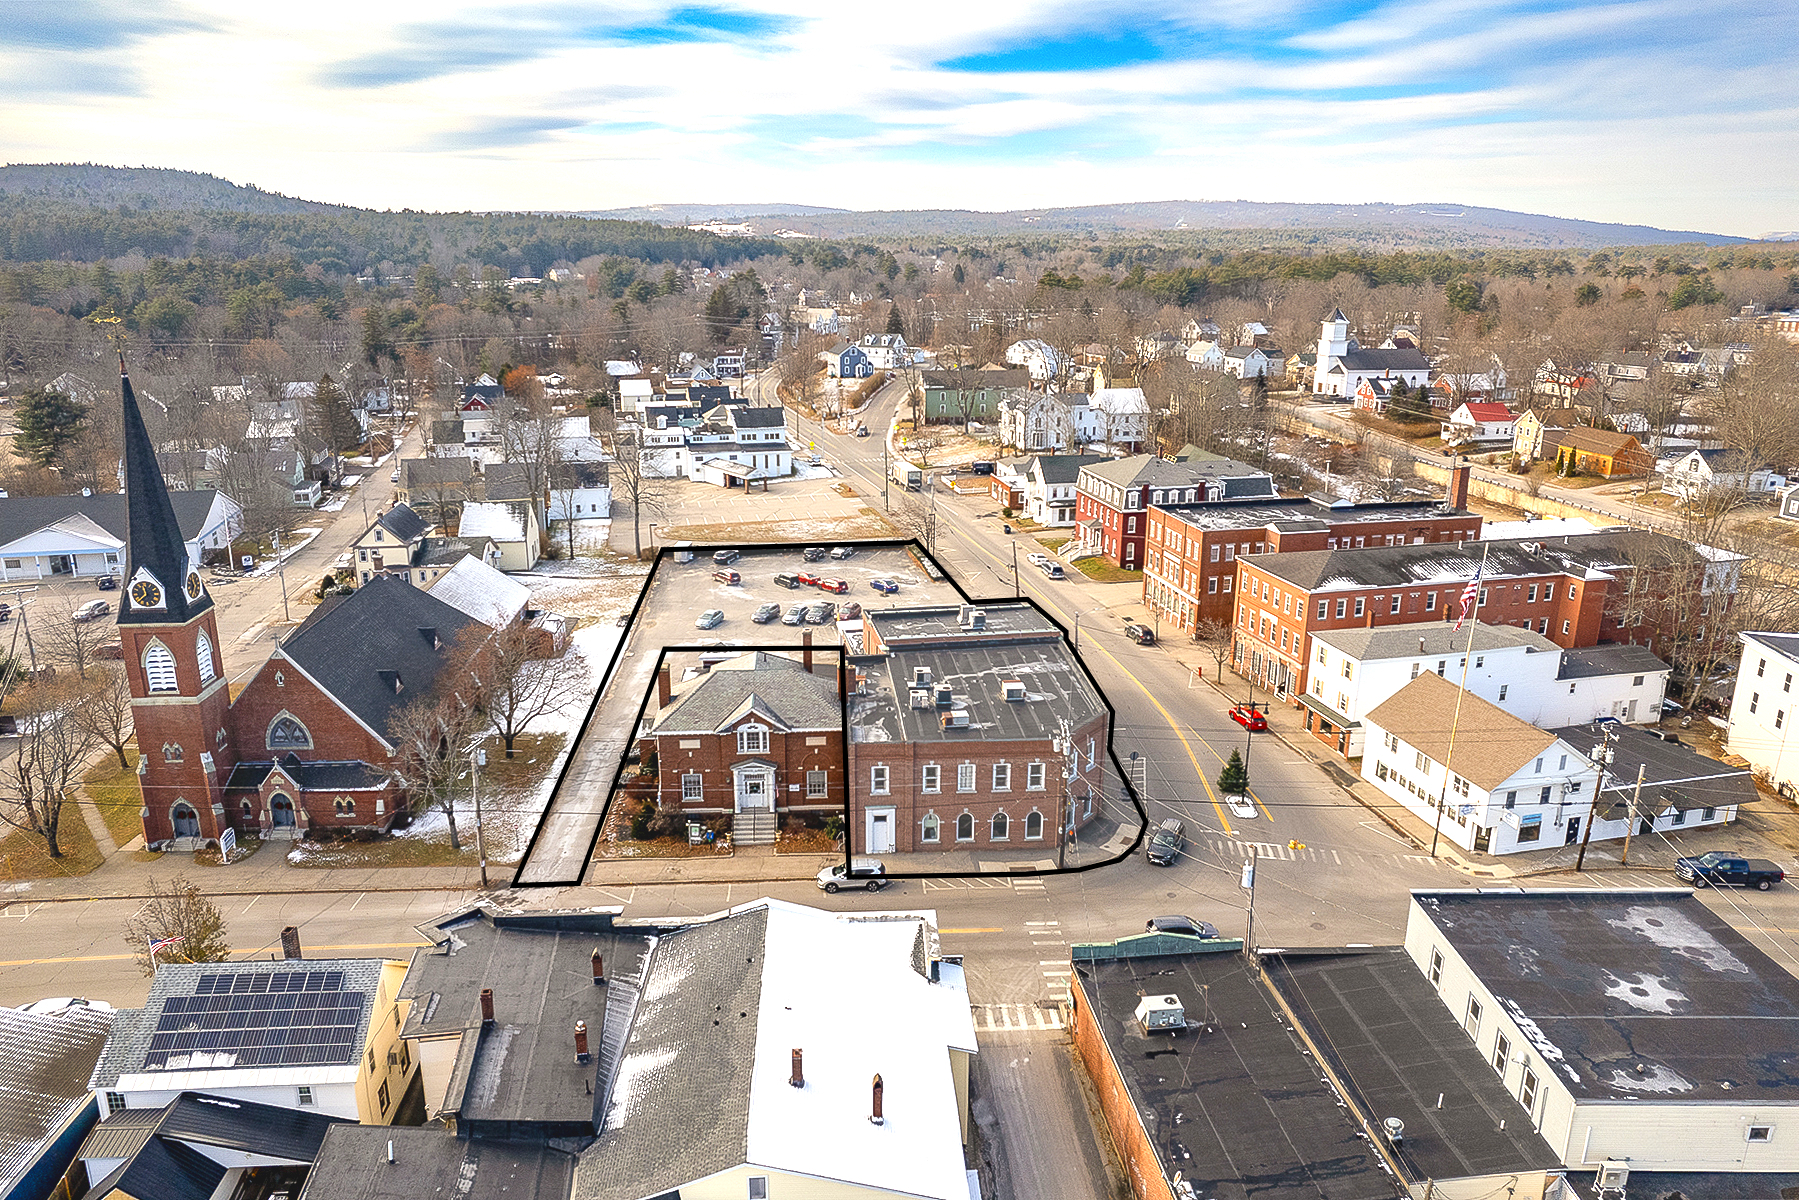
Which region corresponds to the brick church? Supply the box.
[119,366,482,850]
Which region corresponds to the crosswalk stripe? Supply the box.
[970,1003,1065,1032]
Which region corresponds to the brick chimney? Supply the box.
[657,661,672,708]
[870,1074,884,1125]
[790,1048,804,1088]
[574,1020,591,1063]
[802,630,813,673]
[591,948,605,985]
[1448,460,1471,511]
[479,988,495,1025]
[280,926,302,960]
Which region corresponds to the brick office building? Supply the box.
[1073,449,1274,569]
[850,603,1109,855]
[635,640,845,845]
[1143,469,1480,634]
[1229,530,1731,699]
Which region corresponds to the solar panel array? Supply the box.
[144,970,366,1069]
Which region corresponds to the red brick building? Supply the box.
[1229,530,1726,699]
[636,640,846,843]
[1073,449,1275,569]
[1143,472,1480,634]
[117,367,488,850]
[850,603,1109,855]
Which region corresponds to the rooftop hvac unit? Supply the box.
[966,609,986,629]
[934,683,954,708]
[1003,680,1026,702]
[956,604,972,626]
[912,666,932,687]
[909,687,932,710]
[1134,994,1186,1033]
[1596,1160,1629,1198]
[939,710,970,730]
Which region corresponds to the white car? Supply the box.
[1026,552,1049,567]
[817,857,888,893]
[695,609,725,629]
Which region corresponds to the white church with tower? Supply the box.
[1312,309,1433,399]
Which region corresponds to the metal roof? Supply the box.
[0,1004,113,1194]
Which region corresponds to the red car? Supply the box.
[796,571,822,588]
[1229,705,1268,731]
[817,578,849,594]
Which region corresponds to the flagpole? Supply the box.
[1430,541,1492,858]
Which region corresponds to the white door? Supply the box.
[734,765,774,812]
[865,807,896,854]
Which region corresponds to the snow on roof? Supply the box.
[426,555,530,627]
[745,900,975,1200]
[1089,387,1149,415]
[1479,517,1599,540]
[457,501,527,543]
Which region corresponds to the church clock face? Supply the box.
[131,579,163,609]
[185,571,203,600]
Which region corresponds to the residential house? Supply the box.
[1434,360,1511,404]
[793,304,840,335]
[72,1091,349,1200]
[681,405,792,487]
[1183,338,1225,370]
[1313,309,1432,399]
[820,340,873,379]
[857,333,915,369]
[88,956,418,1125]
[1003,338,1063,383]
[712,347,746,377]
[1554,428,1655,478]
[1180,316,1221,341]
[1728,631,1799,798]
[852,603,1109,854]
[547,460,611,521]
[1301,621,1669,756]
[1077,387,1150,452]
[1777,481,1799,523]
[1221,345,1281,379]
[457,501,541,572]
[427,416,465,454]
[1143,476,1481,636]
[922,368,1030,426]
[426,555,531,631]
[351,503,430,586]
[998,388,1077,451]
[0,490,238,583]
[989,458,1028,511]
[1511,407,1579,460]
[1660,447,1785,500]
[1075,451,1276,569]
[396,457,476,520]
[1441,401,1516,446]
[1134,330,1180,364]
[1533,361,1593,402]
[1026,453,1108,526]
[617,377,655,414]
[0,1001,114,1200]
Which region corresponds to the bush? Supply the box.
[629,800,654,841]
[823,814,845,840]
[648,804,690,839]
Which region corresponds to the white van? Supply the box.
[816,857,888,893]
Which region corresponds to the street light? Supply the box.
[470,746,489,889]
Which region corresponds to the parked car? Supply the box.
[712,549,741,565]
[390,468,401,484]
[1037,560,1065,580]
[1125,622,1156,645]
[711,569,741,585]
[1229,704,1268,731]
[1146,818,1185,866]
[839,602,862,620]
[782,604,807,625]
[695,609,725,629]
[95,574,118,591]
[752,603,782,624]
[71,599,112,623]
[829,546,855,560]
[817,857,887,893]
[802,547,828,562]
[774,572,800,589]
[817,578,849,594]
[1026,552,1048,567]
[796,571,822,588]
[805,602,836,624]
[870,578,900,595]
[971,461,994,476]
[808,454,824,466]
[1146,915,1219,939]
[1675,851,1786,890]
[855,424,869,437]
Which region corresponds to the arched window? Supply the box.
[955,812,975,842]
[240,799,253,820]
[195,630,216,685]
[1025,810,1044,840]
[162,743,183,764]
[921,812,940,843]
[736,723,769,754]
[991,811,1009,841]
[268,715,311,749]
[143,641,178,693]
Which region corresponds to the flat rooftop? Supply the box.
[299,1126,573,1200]
[865,602,1060,648]
[1154,496,1468,534]
[1413,890,1799,1102]
[851,642,1105,744]
[1265,949,1561,1182]
[1074,950,1397,1200]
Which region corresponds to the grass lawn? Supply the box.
[85,747,147,848]
[1074,558,1144,584]
[1035,535,1071,552]
[0,809,104,880]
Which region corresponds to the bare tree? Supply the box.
[479,624,592,757]
[387,676,490,852]
[72,664,134,769]
[40,607,113,680]
[121,876,232,975]
[1193,618,1234,679]
[492,397,564,546]
[0,677,106,858]
[597,418,669,558]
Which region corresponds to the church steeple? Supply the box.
[119,359,211,625]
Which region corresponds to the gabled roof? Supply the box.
[81,1128,225,1200]
[79,1092,350,1179]
[0,1003,114,1195]
[652,651,841,735]
[367,503,427,545]
[119,369,212,626]
[1313,620,1557,662]
[1029,453,1109,485]
[401,457,475,489]
[427,556,530,628]
[1558,426,1644,457]
[278,574,482,744]
[731,406,787,429]
[1364,672,1561,792]
[1456,402,1514,422]
[1337,347,1430,372]
[482,461,538,502]
[458,501,532,543]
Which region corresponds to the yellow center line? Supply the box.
[940,927,1005,934]
[0,941,430,969]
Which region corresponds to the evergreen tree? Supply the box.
[1219,748,1249,796]
[14,386,88,468]
[885,304,905,338]
[308,374,362,451]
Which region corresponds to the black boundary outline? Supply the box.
[511,536,1149,887]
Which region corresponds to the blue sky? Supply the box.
[2,0,1794,235]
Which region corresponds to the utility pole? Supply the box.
[882,441,890,512]
[471,746,489,889]
[1056,719,1075,870]
[1619,762,1647,866]
[1011,541,1020,598]
[1575,726,1617,871]
[272,532,290,623]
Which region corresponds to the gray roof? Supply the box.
[414,534,492,568]
[923,368,1030,390]
[81,1129,224,1200]
[370,502,427,544]
[865,603,1061,650]
[1079,453,1266,492]
[1248,529,1690,593]
[222,757,389,795]
[1029,453,1108,485]
[1412,890,1799,1101]
[120,371,214,629]
[854,641,1106,745]
[299,1127,573,1200]
[1336,347,1431,372]
[1154,496,1469,535]
[280,574,482,743]
[1313,620,1559,661]
[1267,949,1562,1183]
[1554,642,1669,679]
[482,461,538,502]
[0,1003,114,1194]
[75,1105,162,1161]
[652,651,842,735]
[551,461,608,489]
[79,1092,349,1171]
[1742,631,1799,663]
[1547,722,1755,819]
[0,490,222,553]
[572,908,769,1200]
[88,959,388,1088]
[731,406,787,429]
[401,457,475,489]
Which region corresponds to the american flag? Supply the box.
[147,934,183,956]
[1454,566,1483,631]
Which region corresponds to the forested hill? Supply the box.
[0,164,786,272]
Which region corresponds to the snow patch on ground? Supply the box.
[246,528,324,578]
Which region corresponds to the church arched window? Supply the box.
[268,715,312,749]
[143,641,178,693]
[196,630,216,686]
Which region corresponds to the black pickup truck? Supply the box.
[1675,851,1786,890]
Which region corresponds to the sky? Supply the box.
[3,0,1796,237]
